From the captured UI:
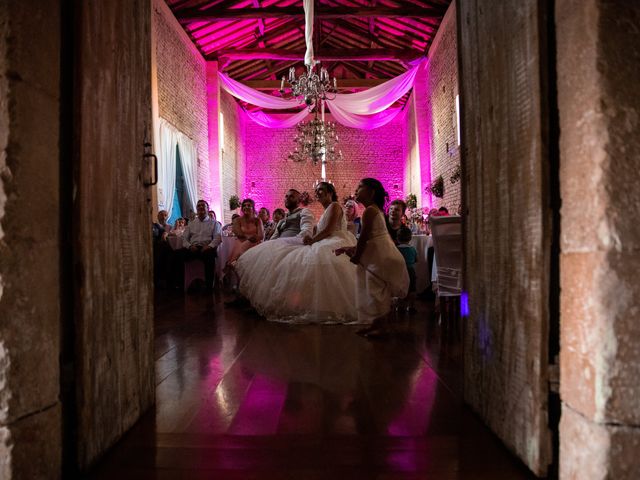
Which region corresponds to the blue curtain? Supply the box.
[168,146,189,225]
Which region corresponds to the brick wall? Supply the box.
[242,110,410,220]
[425,1,460,212]
[153,2,210,203]
[220,90,245,223]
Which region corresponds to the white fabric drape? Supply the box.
[219,72,300,110]
[304,0,315,66]
[325,101,405,130]
[157,119,178,215]
[245,108,310,128]
[176,132,198,214]
[329,64,420,114]
[157,118,199,217]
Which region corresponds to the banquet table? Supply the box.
[410,234,433,293]
[167,234,183,251]
[215,236,235,280]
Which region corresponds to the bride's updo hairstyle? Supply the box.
[316,181,338,202]
[360,178,388,210]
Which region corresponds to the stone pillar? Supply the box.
[413,60,432,208]
[0,0,62,478]
[207,61,223,220]
[556,1,640,478]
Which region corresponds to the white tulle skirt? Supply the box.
[235,232,360,324]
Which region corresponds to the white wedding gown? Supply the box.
[235,204,360,324]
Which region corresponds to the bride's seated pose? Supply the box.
[235,182,359,324]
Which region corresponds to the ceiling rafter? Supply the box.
[176,5,445,22]
[209,47,422,62]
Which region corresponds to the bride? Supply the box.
[235,182,359,323]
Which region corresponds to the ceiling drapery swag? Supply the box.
[217,0,424,129]
[218,61,423,130]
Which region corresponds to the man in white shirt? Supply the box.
[181,199,222,290]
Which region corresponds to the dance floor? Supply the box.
[87,292,535,479]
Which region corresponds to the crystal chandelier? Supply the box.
[280,63,338,109]
[288,108,343,166]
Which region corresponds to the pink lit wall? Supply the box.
[241,111,412,219]
[424,1,460,212]
[219,90,247,223]
[206,62,222,220]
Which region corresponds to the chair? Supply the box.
[430,215,463,297]
[430,216,463,329]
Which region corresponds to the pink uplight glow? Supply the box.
[240,111,412,216]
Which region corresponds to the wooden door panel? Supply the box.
[74,0,154,469]
[458,0,552,476]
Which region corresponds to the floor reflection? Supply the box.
[86,291,535,479]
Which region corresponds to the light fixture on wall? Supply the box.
[288,108,342,177]
[279,63,338,110]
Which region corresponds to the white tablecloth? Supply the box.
[167,235,183,250]
[215,236,235,280]
[410,235,432,293]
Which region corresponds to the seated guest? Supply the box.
[258,207,273,240]
[222,214,239,235]
[208,209,223,228]
[438,206,450,216]
[396,227,418,313]
[171,217,187,236]
[180,199,222,290]
[226,198,263,268]
[153,209,172,241]
[264,208,285,240]
[152,210,172,288]
[344,199,361,237]
[271,189,315,240]
[386,199,406,245]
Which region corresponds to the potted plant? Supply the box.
[450,164,461,184]
[405,193,418,210]
[229,194,240,211]
[426,176,444,198]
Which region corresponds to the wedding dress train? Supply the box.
[235,205,359,324]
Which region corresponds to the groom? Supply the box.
[270,189,315,240]
[225,189,314,308]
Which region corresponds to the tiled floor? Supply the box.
[87,291,536,479]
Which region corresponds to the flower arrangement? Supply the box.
[426,175,445,198]
[450,164,461,184]
[300,191,314,206]
[405,193,418,210]
[229,194,240,210]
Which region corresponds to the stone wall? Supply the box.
[556,1,640,478]
[153,0,210,204]
[458,0,553,476]
[242,110,411,220]
[0,1,62,478]
[425,1,460,212]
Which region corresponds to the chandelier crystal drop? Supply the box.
[288,109,343,166]
[280,63,338,110]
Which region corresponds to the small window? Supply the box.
[219,112,225,151]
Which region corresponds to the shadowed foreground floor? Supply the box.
[87,291,535,479]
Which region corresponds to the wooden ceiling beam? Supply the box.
[177,6,444,21]
[208,48,422,62]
